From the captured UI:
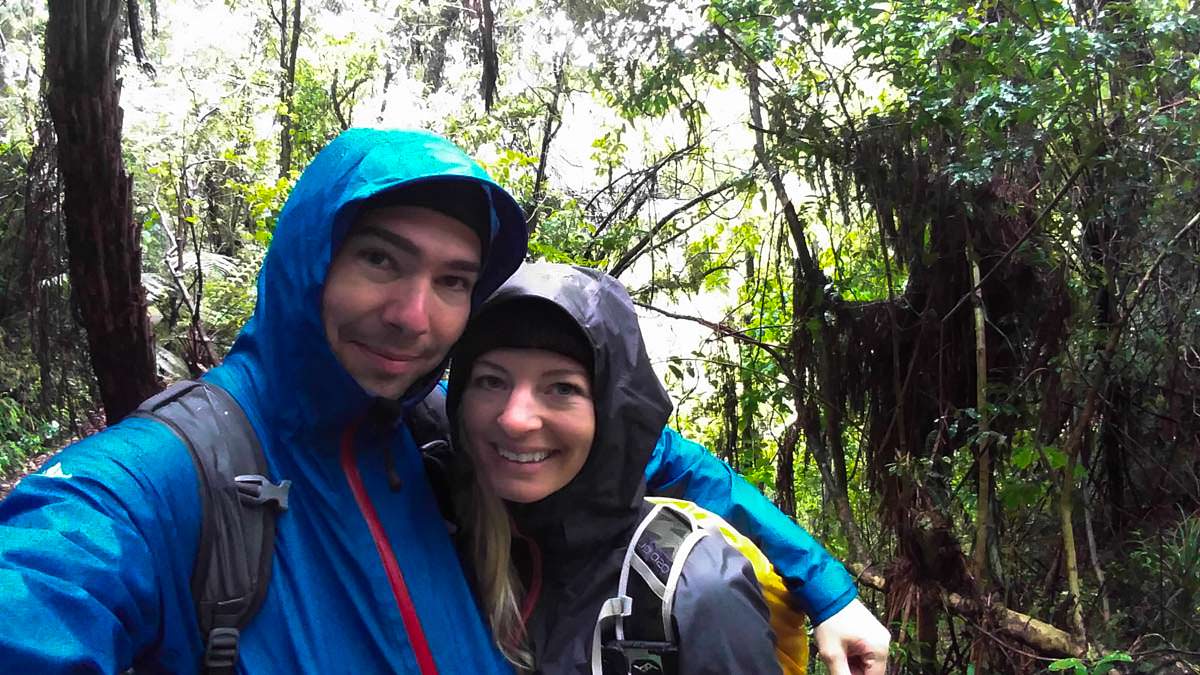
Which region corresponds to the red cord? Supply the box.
[340,417,439,675]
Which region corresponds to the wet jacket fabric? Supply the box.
[0,133,855,673]
[447,263,782,675]
[0,129,529,674]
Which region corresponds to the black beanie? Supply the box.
[373,180,492,262]
[449,298,594,411]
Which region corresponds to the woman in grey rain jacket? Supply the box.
[446,262,781,674]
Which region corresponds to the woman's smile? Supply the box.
[493,444,557,464]
[461,348,595,503]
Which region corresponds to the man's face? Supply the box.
[322,206,482,399]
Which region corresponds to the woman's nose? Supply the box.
[496,387,542,435]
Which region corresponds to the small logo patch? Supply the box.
[637,540,673,576]
[43,462,72,479]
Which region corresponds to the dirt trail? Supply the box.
[1,412,103,501]
[0,450,56,501]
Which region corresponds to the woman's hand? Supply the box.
[813,599,891,675]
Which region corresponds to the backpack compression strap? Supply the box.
[133,380,290,674]
[591,502,709,675]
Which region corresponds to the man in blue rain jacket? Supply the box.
[0,129,886,673]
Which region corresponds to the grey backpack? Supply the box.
[133,380,288,674]
[133,380,448,674]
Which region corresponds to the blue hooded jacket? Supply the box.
[0,129,854,674]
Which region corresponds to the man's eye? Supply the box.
[357,248,392,268]
[439,275,475,292]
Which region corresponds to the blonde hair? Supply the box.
[454,425,534,671]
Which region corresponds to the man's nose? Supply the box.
[381,278,432,336]
[497,387,542,435]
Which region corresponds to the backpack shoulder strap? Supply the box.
[412,384,462,528]
[133,380,290,674]
[641,497,811,675]
[623,501,710,641]
[407,383,449,451]
[591,501,710,675]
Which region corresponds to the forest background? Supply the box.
[1,0,1198,672]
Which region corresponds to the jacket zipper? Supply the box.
[340,418,439,675]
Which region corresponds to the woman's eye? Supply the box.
[471,374,506,390]
[549,382,587,397]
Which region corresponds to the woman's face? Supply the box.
[460,348,595,503]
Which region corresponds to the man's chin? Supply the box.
[358,375,421,400]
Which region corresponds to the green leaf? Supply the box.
[1093,652,1134,672]
[1012,445,1036,470]
[1000,480,1042,510]
[1044,445,1068,471]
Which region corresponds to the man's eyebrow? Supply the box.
[446,258,482,275]
[353,225,421,257]
[352,225,481,274]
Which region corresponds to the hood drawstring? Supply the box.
[382,445,403,492]
[367,399,406,492]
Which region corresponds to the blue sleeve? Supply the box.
[0,417,204,672]
[643,427,857,624]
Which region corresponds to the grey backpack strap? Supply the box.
[594,502,707,675]
[414,385,462,527]
[408,384,449,452]
[133,380,290,675]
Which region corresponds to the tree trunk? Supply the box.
[421,3,461,92]
[743,57,864,557]
[720,364,739,467]
[476,0,498,110]
[44,0,159,423]
[967,239,992,670]
[276,0,302,178]
[801,398,865,561]
[22,120,60,415]
[916,593,939,669]
[967,239,991,585]
[775,421,799,517]
[526,54,566,233]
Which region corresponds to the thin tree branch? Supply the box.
[608,175,748,278]
[633,300,794,382]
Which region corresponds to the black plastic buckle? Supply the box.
[601,640,678,675]
[204,627,240,668]
[235,474,291,511]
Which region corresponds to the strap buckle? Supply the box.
[235,474,291,511]
[204,627,240,668]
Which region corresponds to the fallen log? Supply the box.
[848,562,1085,658]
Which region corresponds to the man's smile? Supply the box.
[350,341,427,374]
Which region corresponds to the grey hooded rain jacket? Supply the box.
[448,263,783,675]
